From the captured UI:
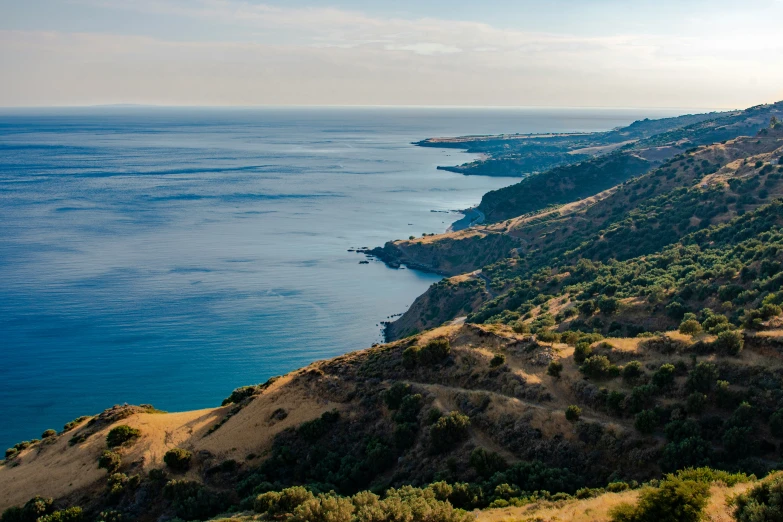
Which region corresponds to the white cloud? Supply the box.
[2,0,783,107]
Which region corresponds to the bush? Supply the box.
[537,330,560,343]
[41,429,57,439]
[1,496,54,522]
[712,330,744,356]
[383,382,412,410]
[98,450,121,473]
[469,448,508,477]
[609,476,710,522]
[419,338,451,364]
[291,494,354,522]
[164,448,193,472]
[769,409,783,438]
[565,405,582,422]
[635,410,659,434]
[622,361,643,383]
[733,474,783,521]
[429,412,470,453]
[489,354,506,368]
[105,426,141,448]
[581,355,616,379]
[652,364,676,388]
[547,361,563,378]
[37,508,84,522]
[405,338,451,367]
[686,393,707,415]
[163,480,230,520]
[686,362,719,393]
[574,342,593,364]
[679,320,702,336]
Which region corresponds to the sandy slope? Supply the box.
[0,373,337,510]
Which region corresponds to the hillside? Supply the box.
[378,113,783,339]
[5,104,783,522]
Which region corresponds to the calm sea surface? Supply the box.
[0,107,687,449]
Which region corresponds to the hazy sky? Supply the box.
[2,0,783,108]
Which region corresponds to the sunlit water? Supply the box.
[0,106,686,449]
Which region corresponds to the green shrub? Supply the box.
[404,338,451,367]
[622,361,644,383]
[652,364,676,388]
[164,448,193,472]
[547,361,563,378]
[489,354,506,368]
[98,450,121,473]
[732,474,783,521]
[298,410,340,442]
[429,412,470,453]
[62,416,89,433]
[291,493,354,522]
[1,496,54,522]
[41,429,57,439]
[769,409,783,438]
[37,507,84,522]
[512,322,531,334]
[394,394,423,424]
[609,476,710,522]
[581,355,615,379]
[686,362,718,393]
[537,330,560,343]
[686,393,707,415]
[635,410,659,434]
[221,385,258,406]
[419,338,451,364]
[679,320,702,336]
[383,382,412,410]
[565,405,581,422]
[574,342,593,364]
[675,467,751,486]
[712,330,744,356]
[163,480,230,520]
[469,448,508,477]
[105,426,141,448]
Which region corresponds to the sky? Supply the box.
[1,0,783,108]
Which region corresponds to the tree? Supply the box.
[686,362,719,393]
[733,474,783,521]
[547,361,563,378]
[489,354,506,368]
[678,320,702,336]
[429,412,470,453]
[598,297,620,315]
[164,448,193,472]
[622,361,643,383]
[106,426,141,448]
[610,476,710,522]
[565,405,582,422]
[98,450,121,473]
[635,410,659,434]
[581,355,614,379]
[713,330,743,356]
[652,364,676,388]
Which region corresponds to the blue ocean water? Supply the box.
[0,106,687,450]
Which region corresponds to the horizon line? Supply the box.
[0,103,740,112]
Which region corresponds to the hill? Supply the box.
[4,104,783,522]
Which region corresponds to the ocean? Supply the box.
[0,106,687,450]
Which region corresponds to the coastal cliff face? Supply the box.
[369,231,520,277]
[384,274,491,341]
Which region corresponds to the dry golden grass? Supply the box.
[474,482,752,522]
[0,373,338,511]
